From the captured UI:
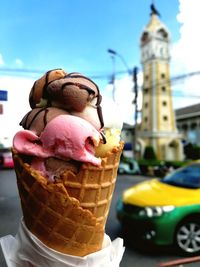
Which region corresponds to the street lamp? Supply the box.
[107,48,139,157]
[107,49,131,74]
[107,48,131,102]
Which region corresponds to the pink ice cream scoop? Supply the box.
[13,115,102,166]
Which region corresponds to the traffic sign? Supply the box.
[0,90,8,101]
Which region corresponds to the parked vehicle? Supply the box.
[117,161,200,255]
[0,148,14,169]
[118,158,140,175]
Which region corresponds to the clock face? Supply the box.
[141,40,169,62]
[141,26,169,62]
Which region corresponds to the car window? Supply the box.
[162,163,200,189]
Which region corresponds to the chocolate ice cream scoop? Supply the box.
[20,107,68,136]
[29,68,66,109]
[29,70,104,129]
[46,72,100,111]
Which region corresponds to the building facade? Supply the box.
[136,6,183,161]
[176,103,200,145]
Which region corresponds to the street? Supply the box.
[0,170,199,267]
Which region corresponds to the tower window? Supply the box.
[162,86,166,92]
[144,116,148,122]
[141,32,149,43]
[162,101,167,106]
[161,73,165,79]
[163,115,168,121]
[158,29,168,39]
[144,102,148,108]
[144,88,149,94]
[145,75,149,81]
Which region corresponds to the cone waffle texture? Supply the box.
[12,142,123,256]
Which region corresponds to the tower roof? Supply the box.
[140,5,170,44]
[146,13,164,32]
[146,13,169,34]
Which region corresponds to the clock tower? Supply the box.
[137,5,183,160]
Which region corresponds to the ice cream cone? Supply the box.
[62,142,124,225]
[12,142,123,256]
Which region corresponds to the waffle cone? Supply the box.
[12,142,123,256]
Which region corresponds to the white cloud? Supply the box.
[15,58,24,67]
[104,73,143,125]
[171,0,200,108]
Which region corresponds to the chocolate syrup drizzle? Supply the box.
[20,108,49,130]
[26,69,105,142]
[61,73,104,129]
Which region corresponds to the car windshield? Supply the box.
[162,163,200,189]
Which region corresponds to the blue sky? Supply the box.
[1,0,200,141]
[0,0,180,88]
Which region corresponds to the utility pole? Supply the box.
[133,67,138,157]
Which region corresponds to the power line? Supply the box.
[141,70,200,98]
[1,66,200,80]
[0,67,116,79]
[0,67,44,75]
[1,67,200,98]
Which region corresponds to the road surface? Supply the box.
[0,170,199,266]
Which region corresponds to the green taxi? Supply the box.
[117,161,200,255]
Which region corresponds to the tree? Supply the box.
[143,146,157,160]
[184,143,200,160]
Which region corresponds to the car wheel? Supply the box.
[174,219,200,255]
